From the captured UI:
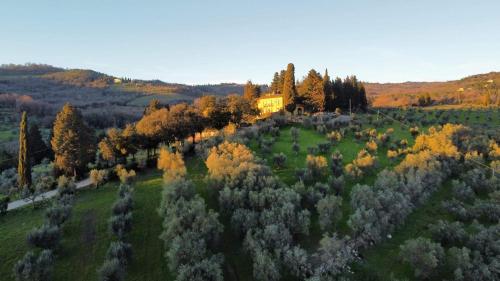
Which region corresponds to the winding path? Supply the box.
[7,178,92,211]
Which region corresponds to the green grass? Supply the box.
[1,112,492,281]
[353,181,454,280]
[0,170,171,281]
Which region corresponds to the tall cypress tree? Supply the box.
[282,63,297,112]
[18,111,31,189]
[28,123,50,165]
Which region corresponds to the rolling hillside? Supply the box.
[365,72,500,107]
[0,64,247,129]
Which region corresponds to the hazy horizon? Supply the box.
[1,0,499,84]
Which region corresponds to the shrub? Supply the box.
[115,165,136,184]
[269,126,280,137]
[387,150,399,161]
[97,258,124,281]
[451,180,475,202]
[176,255,224,281]
[429,220,468,247]
[292,142,300,155]
[399,237,444,279]
[330,150,344,177]
[316,124,327,134]
[283,246,311,279]
[272,153,287,169]
[106,241,132,266]
[442,200,470,221]
[365,140,378,153]
[353,149,378,173]
[345,163,363,179]
[253,249,280,281]
[354,131,362,141]
[27,225,61,250]
[400,139,409,149]
[45,204,72,227]
[261,144,272,154]
[57,175,76,197]
[0,168,17,194]
[328,176,345,195]
[90,169,108,188]
[306,155,328,179]
[109,213,133,239]
[157,148,186,182]
[13,250,53,281]
[290,127,299,142]
[316,195,343,231]
[470,201,500,223]
[326,131,342,144]
[0,195,9,215]
[377,133,390,146]
[307,146,319,155]
[317,142,330,154]
[314,234,356,279]
[461,168,492,194]
[112,195,133,216]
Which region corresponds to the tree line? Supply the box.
[245,63,368,113]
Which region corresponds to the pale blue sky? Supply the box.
[1,0,499,84]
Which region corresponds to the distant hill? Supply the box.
[365,72,500,107]
[0,64,249,129]
[0,63,63,76]
[1,64,497,114]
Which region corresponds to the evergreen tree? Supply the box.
[28,123,50,165]
[298,69,325,112]
[323,69,334,111]
[51,104,95,177]
[270,72,281,94]
[279,70,286,91]
[18,112,31,189]
[243,80,261,103]
[282,63,297,112]
[359,84,368,111]
[332,77,344,110]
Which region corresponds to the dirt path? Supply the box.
[7,178,92,211]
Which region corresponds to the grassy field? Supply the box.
[0,171,171,281]
[0,112,498,281]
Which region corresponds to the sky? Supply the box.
[1,0,499,85]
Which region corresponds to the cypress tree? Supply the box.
[323,69,334,112]
[359,84,368,111]
[282,63,297,112]
[28,123,50,165]
[18,111,32,189]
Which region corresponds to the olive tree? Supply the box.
[399,237,444,279]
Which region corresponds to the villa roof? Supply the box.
[257,94,283,100]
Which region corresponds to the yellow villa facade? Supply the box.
[257,94,284,114]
